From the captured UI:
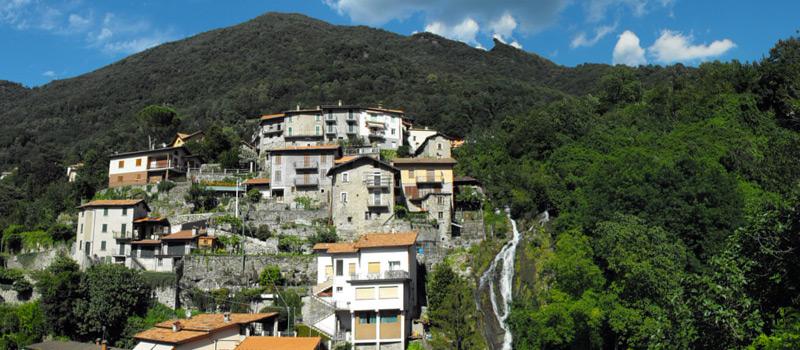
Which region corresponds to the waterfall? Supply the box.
[479,208,523,350]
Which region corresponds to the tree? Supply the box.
[259,266,286,290]
[307,226,337,246]
[73,264,151,343]
[135,105,181,149]
[247,188,262,203]
[428,267,483,350]
[219,147,242,169]
[35,255,82,337]
[74,148,110,200]
[185,183,217,212]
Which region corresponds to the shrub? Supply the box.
[157,180,176,193]
[307,226,337,246]
[247,188,262,203]
[259,266,286,289]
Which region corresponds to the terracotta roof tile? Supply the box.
[78,199,145,208]
[132,326,210,344]
[355,232,418,249]
[312,242,358,253]
[334,156,359,164]
[131,240,161,245]
[260,113,285,120]
[367,106,404,114]
[154,313,278,332]
[243,178,271,185]
[161,230,206,240]
[133,216,169,223]
[234,336,322,350]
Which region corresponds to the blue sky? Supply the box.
[1,0,798,88]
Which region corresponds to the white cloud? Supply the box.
[488,13,517,40]
[42,70,54,76]
[648,30,736,63]
[612,30,646,66]
[510,40,522,49]
[102,33,172,55]
[585,0,673,22]
[425,17,480,45]
[493,33,506,44]
[64,13,90,33]
[571,24,615,48]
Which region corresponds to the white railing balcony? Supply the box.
[368,132,385,139]
[294,177,319,186]
[348,270,409,281]
[113,231,133,240]
[325,115,337,122]
[363,177,392,188]
[367,198,389,208]
[293,160,318,169]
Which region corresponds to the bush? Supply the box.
[47,223,74,242]
[307,226,337,246]
[259,266,286,289]
[278,236,304,254]
[157,180,176,193]
[248,188,262,203]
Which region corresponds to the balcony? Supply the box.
[416,176,443,185]
[293,160,318,170]
[363,176,392,189]
[325,115,337,122]
[348,270,409,282]
[113,231,133,240]
[367,198,389,209]
[325,128,336,135]
[346,115,357,122]
[343,147,380,156]
[346,129,357,135]
[368,131,385,139]
[294,177,319,186]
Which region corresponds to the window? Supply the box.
[368,262,380,274]
[328,111,333,119]
[121,224,127,233]
[380,314,398,323]
[408,169,415,178]
[391,116,396,122]
[135,174,141,180]
[391,128,396,135]
[365,212,371,220]
[439,212,444,219]
[356,288,375,300]
[119,160,124,168]
[336,286,343,292]
[122,208,128,215]
[275,155,281,164]
[275,171,281,182]
[315,114,321,121]
[336,260,343,276]
[347,217,352,223]
[80,224,83,233]
[315,125,321,135]
[349,263,356,276]
[102,224,107,232]
[325,265,333,278]
[117,176,123,182]
[100,241,106,251]
[158,258,163,267]
[342,172,349,182]
[81,211,84,217]
[321,155,327,163]
[341,192,348,203]
[358,312,376,324]
[288,127,293,136]
[348,110,354,119]
[288,116,293,122]
[389,261,401,270]
[136,159,142,166]
[348,124,355,133]
[327,125,335,133]
[437,142,443,150]
[413,136,417,141]
[437,196,444,204]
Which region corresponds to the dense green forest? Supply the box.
[449,35,800,349]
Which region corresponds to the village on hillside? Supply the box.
[4,102,490,350]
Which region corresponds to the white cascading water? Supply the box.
[480,209,549,350]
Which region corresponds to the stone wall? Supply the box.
[4,245,71,270]
[154,286,178,309]
[180,255,316,291]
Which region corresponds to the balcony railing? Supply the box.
[349,270,409,281]
[369,132,385,139]
[113,231,133,240]
[325,115,337,122]
[346,129,357,134]
[343,147,380,155]
[367,198,389,208]
[294,177,319,186]
[325,128,336,134]
[416,176,443,184]
[293,160,318,170]
[363,176,392,188]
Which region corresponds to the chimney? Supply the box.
[296,103,300,111]
[224,313,231,322]
[338,99,342,106]
[172,321,182,332]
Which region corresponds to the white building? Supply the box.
[309,232,419,350]
[407,127,437,154]
[107,146,202,187]
[75,199,150,266]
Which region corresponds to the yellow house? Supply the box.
[171,131,206,147]
[391,158,456,213]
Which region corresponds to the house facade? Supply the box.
[108,146,201,187]
[116,228,205,272]
[268,144,341,203]
[75,199,150,265]
[392,158,456,213]
[310,232,420,350]
[407,128,437,153]
[412,132,452,159]
[254,114,287,151]
[327,156,401,236]
[132,313,279,350]
[172,130,206,147]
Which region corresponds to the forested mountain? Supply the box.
[0,12,685,169]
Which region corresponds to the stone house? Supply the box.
[268,144,341,203]
[326,155,401,235]
[412,132,452,159]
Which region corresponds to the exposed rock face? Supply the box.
[179,254,316,291]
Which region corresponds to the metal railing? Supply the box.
[369,132,386,139]
[416,176,443,184]
[113,231,133,239]
[325,115,337,122]
[368,198,389,208]
[294,177,319,186]
[293,160,318,169]
[343,147,380,155]
[348,270,409,281]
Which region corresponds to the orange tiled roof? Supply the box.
[334,156,359,164]
[355,232,418,248]
[367,106,404,114]
[133,216,169,223]
[131,240,161,245]
[268,144,341,152]
[392,157,457,165]
[243,178,271,185]
[78,199,145,208]
[177,132,190,138]
[312,242,358,253]
[133,326,210,345]
[161,230,206,240]
[154,313,278,332]
[234,336,322,350]
[260,113,285,120]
